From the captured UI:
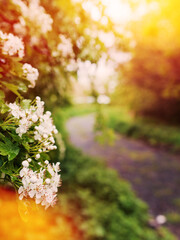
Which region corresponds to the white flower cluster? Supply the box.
[34,111,58,152]
[0,29,39,88]
[8,97,58,152]
[18,160,61,209]
[22,63,39,88]
[66,59,78,72]
[0,30,24,58]
[13,17,26,36]
[12,0,53,34]
[57,35,74,57]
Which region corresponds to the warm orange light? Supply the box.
[0,187,82,240]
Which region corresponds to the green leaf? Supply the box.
[18,82,28,93]
[45,170,52,179]
[0,157,3,167]
[1,161,13,174]
[0,132,5,140]
[39,152,50,161]
[0,90,5,100]
[1,82,21,98]
[0,138,19,161]
[21,99,31,110]
[22,141,30,151]
[8,132,21,142]
[0,102,9,114]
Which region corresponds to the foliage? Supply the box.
[0,0,63,208]
[57,104,97,118]
[94,105,116,145]
[53,107,176,240]
[104,106,180,151]
[60,144,175,240]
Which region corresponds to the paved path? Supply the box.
[66,114,180,238]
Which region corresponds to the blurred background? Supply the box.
[1,0,180,239]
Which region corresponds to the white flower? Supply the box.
[45,178,50,184]
[54,129,58,134]
[22,63,39,88]
[8,103,21,119]
[31,114,38,123]
[33,110,58,152]
[36,96,41,101]
[16,117,30,137]
[46,111,51,116]
[35,154,40,159]
[18,162,61,209]
[30,176,37,184]
[57,35,74,57]
[7,98,58,152]
[20,167,28,177]
[0,30,24,58]
[12,0,53,34]
[156,215,167,225]
[66,59,78,72]
[13,17,26,36]
[22,160,29,167]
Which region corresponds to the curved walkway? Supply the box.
[66,114,180,239]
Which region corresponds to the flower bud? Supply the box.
[43,134,48,138]
[45,178,51,184]
[22,160,29,167]
[30,176,37,183]
[35,154,40,159]
[32,114,38,122]
[46,111,51,116]
[54,129,58,134]
[36,96,41,101]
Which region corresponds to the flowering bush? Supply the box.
[0,0,113,209]
[0,0,123,210]
[0,1,62,209]
[0,0,118,108]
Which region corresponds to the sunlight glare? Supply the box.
[103,0,132,23]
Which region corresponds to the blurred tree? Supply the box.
[114,0,180,122]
